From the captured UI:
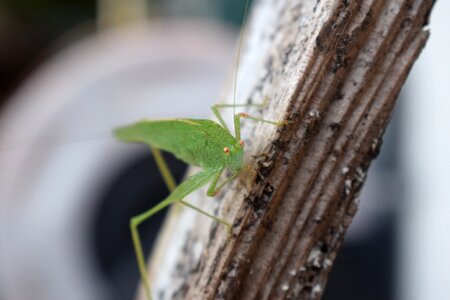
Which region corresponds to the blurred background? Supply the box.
[0,1,448,300]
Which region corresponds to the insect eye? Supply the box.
[239,140,245,147]
[223,147,230,155]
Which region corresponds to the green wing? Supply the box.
[114,119,235,168]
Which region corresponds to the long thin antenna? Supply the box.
[233,0,250,122]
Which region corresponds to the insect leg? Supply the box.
[130,169,217,300]
[211,102,268,133]
[234,112,286,140]
[212,99,284,139]
[150,146,177,192]
[206,168,224,196]
[179,199,232,236]
[211,105,230,132]
[130,197,178,300]
[179,167,234,235]
[210,172,240,196]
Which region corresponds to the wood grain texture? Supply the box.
[140,0,435,299]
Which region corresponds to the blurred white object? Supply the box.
[401,1,450,300]
[0,20,235,300]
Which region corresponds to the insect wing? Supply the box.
[115,119,234,168]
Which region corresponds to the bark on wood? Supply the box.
[140,0,435,299]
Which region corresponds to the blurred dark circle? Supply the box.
[91,151,187,300]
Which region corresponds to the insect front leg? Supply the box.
[211,105,231,132]
[211,102,285,140]
[211,102,268,134]
[233,112,286,141]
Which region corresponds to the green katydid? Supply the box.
[115,102,283,300]
[114,1,284,299]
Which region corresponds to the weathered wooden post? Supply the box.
[140,0,436,299]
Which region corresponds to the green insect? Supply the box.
[115,103,282,300]
[114,2,284,300]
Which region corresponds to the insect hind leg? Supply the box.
[212,98,284,139]
[150,146,177,192]
[211,100,269,132]
[233,111,286,140]
[130,196,177,300]
[129,169,228,300]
